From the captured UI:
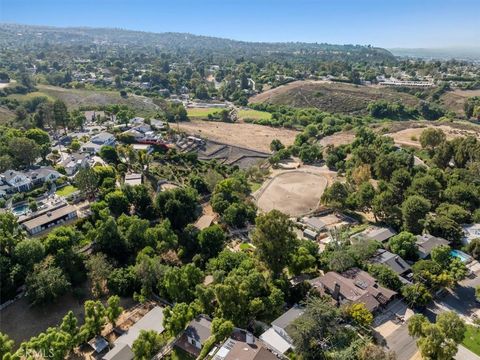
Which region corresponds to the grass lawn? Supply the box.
[463,325,480,356]
[238,109,272,121]
[187,107,222,118]
[56,185,78,197]
[164,348,195,360]
[249,181,262,193]
[240,243,254,251]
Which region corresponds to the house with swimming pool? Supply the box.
[20,204,78,235]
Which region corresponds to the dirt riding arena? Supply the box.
[254,167,335,217]
[177,120,298,153]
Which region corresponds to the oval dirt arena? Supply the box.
[255,171,328,217]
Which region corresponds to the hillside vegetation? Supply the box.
[249,80,422,115]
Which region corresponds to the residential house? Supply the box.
[213,329,277,360]
[59,153,90,176]
[352,226,397,243]
[462,224,480,245]
[175,316,212,357]
[82,132,116,154]
[415,234,450,259]
[25,167,61,186]
[21,204,78,235]
[309,268,397,312]
[150,119,166,130]
[260,306,304,355]
[102,306,165,360]
[0,170,32,192]
[369,249,411,279]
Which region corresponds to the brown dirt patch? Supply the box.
[385,123,480,148]
[255,167,336,217]
[177,120,298,153]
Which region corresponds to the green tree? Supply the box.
[387,231,418,261]
[401,195,431,234]
[270,139,285,152]
[163,302,198,336]
[0,332,14,359]
[198,224,226,260]
[105,190,129,217]
[407,312,465,360]
[74,167,99,200]
[8,137,40,166]
[99,145,119,164]
[289,297,345,360]
[367,264,402,291]
[53,99,69,134]
[106,295,123,328]
[132,330,166,360]
[79,300,106,342]
[402,283,432,307]
[85,253,113,298]
[345,303,373,327]
[321,182,349,210]
[25,260,71,305]
[13,238,45,277]
[252,210,297,277]
[420,128,446,151]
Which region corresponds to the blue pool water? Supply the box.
[12,204,28,216]
[451,249,472,263]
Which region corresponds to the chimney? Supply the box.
[332,282,340,300]
[246,332,255,345]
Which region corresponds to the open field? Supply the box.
[463,325,480,356]
[385,123,480,148]
[249,80,421,115]
[7,85,160,115]
[0,106,15,124]
[441,89,480,116]
[254,167,336,217]
[187,107,271,121]
[177,119,298,152]
[319,131,356,147]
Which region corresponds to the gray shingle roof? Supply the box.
[271,306,304,330]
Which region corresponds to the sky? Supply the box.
[1,0,479,48]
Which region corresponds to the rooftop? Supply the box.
[416,234,450,256]
[369,249,411,275]
[271,305,304,331]
[21,204,77,230]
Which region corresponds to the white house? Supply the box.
[82,132,116,154]
[1,170,32,192]
[260,306,304,355]
[59,153,90,176]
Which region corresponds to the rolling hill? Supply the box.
[249,80,422,115]
[0,24,397,63]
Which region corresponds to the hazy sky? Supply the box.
[1,0,479,48]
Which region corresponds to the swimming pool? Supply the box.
[11,204,29,216]
[451,249,472,263]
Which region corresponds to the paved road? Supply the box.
[456,345,480,360]
[385,324,417,360]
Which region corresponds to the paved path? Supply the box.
[385,324,417,360]
[456,345,480,360]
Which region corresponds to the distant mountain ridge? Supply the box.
[390,47,480,61]
[0,23,397,63]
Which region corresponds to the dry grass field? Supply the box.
[441,89,480,116]
[255,167,337,216]
[385,122,480,148]
[249,80,421,115]
[177,119,298,152]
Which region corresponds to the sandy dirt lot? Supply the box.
[0,283,134,346]
[178,120,298,153]
[386,124,480,148]
[319,132,355,147]
[255,166,336,217]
